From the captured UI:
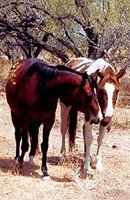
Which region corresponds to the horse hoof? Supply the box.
[90,156,97,169]
[42,175,50,181]
[14,157,23,166]
[14,156,21,164]
[60,148,66,154]
[79,168,94,179]
[15,156,19,160]
[96,160,103,172]
[42,167,49,177]
[43,171,49,176]
[42,170,50,181]
[91,156,103,172]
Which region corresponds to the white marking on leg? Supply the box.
[104,83,115,117]
[96,155,103,172]
[96,125,106,172]
[93,88,103,122]
[83,121,93,172]
[60,102,71,154]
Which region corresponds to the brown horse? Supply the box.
[6,58,100,178]
[60,57,126,175]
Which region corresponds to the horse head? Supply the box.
[97,66,126,127]
[79,71,100,124]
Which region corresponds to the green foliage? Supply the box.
[88,0,130,28]
[0,0,129,62]
[45,0,76,15]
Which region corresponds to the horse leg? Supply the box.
[11,112,22,160]
[60,102,71,155]
[68,107,77,152]
[41,118,55,178]
[95,124,106,171]
[11,127,29,174]
[15,127,22,160]
[80,121,93,178]
[18,130,29,165]
[29,122,40,162]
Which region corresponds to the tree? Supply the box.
[0,0,129,64]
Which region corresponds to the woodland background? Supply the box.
[0,2,130,200]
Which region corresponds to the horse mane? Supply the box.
[55,64,82,76]
[25,62,59,80]
[24,61,84,81]
[22,60,98,93]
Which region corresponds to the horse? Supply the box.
[60,57,126,176]
[6,58,101,178]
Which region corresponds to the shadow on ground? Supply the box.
[0,157,41,178]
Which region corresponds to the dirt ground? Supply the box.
[0,92,130,200]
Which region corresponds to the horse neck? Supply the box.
[47,71,82,105]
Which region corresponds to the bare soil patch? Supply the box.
[0,93,130,200]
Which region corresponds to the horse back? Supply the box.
[6,59,52,115]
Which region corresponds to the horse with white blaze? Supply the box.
[60,57,126,177]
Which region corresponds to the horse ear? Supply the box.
[116,66,127,80]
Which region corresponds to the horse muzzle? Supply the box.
[101,116,112,127]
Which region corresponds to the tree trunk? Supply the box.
[74,0,99,59]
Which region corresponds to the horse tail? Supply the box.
[68,107,78,151]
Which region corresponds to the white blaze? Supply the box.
[104,83,115,117]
